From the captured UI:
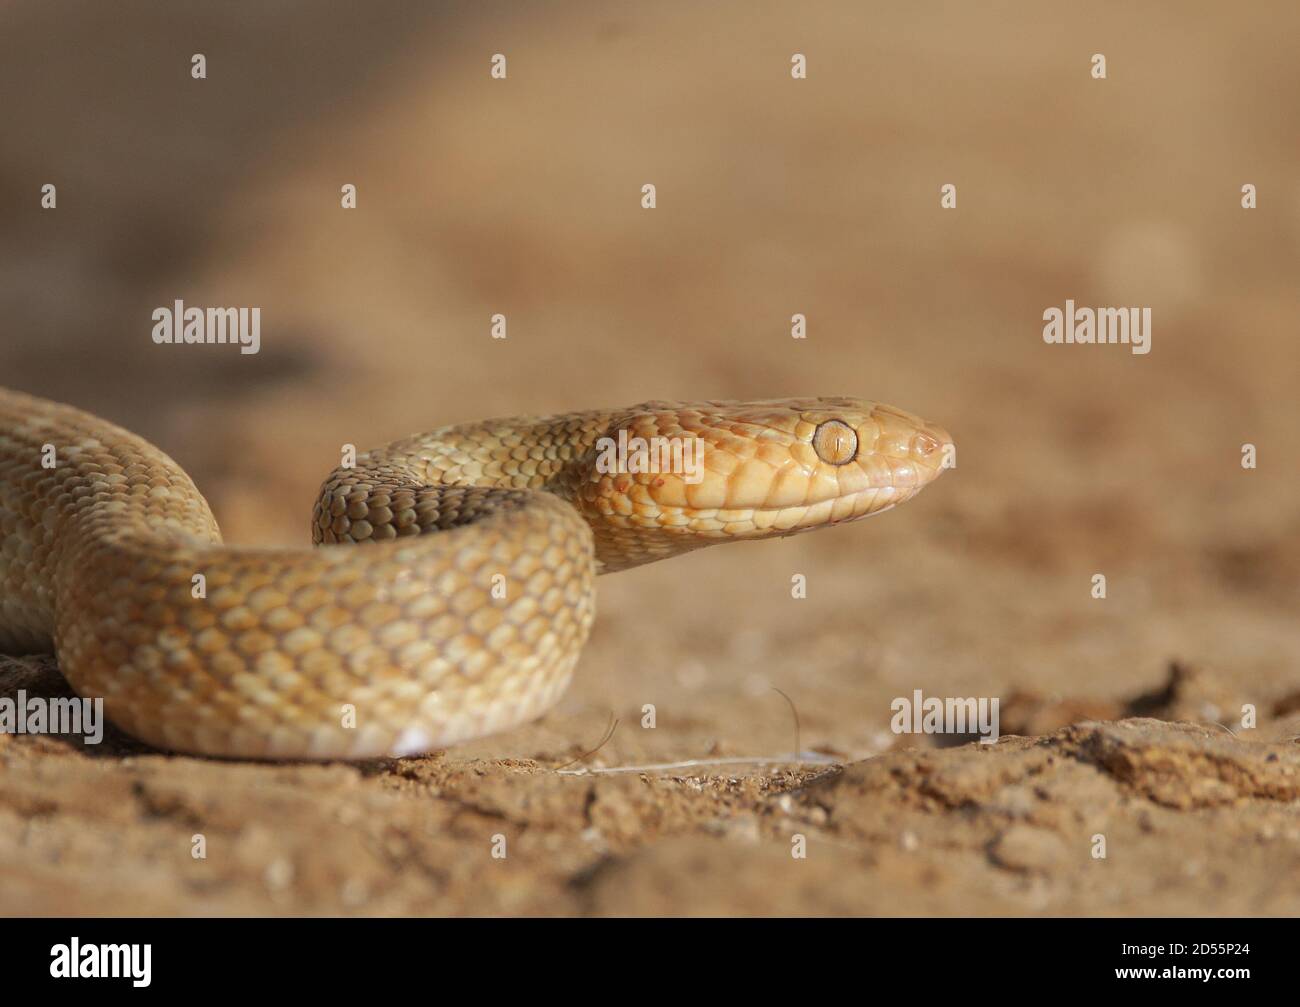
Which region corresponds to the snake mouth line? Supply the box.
[678,483,932,537]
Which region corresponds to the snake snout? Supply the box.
[903,425,953,496]
[868,420,953,498]
[910,423,954,479]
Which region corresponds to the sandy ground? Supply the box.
[1,0,1298,915]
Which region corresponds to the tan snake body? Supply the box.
[0,389,951,759]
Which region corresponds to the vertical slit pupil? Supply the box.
[814,420,857,465]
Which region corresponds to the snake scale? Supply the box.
[0,388,951,759]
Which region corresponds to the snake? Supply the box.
[0,388,952,760]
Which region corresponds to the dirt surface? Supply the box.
[1,1,1298,915]
[5,655,1300,915]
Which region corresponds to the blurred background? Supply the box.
[2,0,1298,915]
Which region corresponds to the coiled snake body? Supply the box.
[0,389,951,759]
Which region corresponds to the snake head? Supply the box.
[571,397,953,571]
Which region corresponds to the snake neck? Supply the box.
[317,407,701,574]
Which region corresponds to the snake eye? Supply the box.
[812,420,858,465]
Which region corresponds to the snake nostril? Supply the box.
[912,431,942,457]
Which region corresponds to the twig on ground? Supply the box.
[551,711,620,771]
[556,752,842,776]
